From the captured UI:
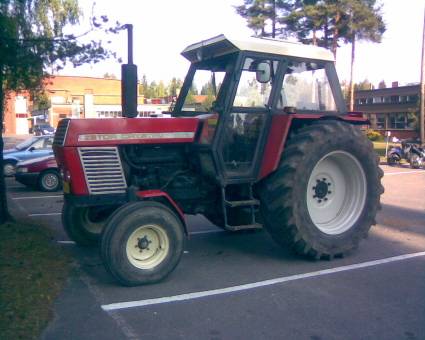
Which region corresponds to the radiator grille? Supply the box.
[53,119,70,146]
[78,147,127,195]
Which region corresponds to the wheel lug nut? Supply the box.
[328,191,332,194]
[312,186,316,190]
[324,198,328,201]
[318,200,322,203]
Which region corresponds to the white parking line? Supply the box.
[57,240,76,244]
[385,170,424,176]
[101,251,425,312]
[12,195,62,200]
[28,213,61,217]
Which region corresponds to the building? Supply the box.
[3,76,171,135]
[354,83,421,140]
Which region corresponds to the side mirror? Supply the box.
[256,61,271,83]
[28,147,35,152]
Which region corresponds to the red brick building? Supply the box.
[3,76,170,135]
[354,83,421,140]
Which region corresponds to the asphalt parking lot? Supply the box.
[5,165,425,340]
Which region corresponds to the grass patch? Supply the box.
[0,221,71,339]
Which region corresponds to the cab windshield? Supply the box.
[178,54,235,114]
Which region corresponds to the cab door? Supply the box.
[215,56,278,183]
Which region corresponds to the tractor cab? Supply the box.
[172,35,346,185]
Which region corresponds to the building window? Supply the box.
[389,113,406,129]
[388,112,417,130]
[407,94,418,103]
[368,113,386,130]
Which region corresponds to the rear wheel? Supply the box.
[409,154,422,169]
[101,201,184,286]
[38,170,61,192]
[259,121,384,259]
[62,203,115,246]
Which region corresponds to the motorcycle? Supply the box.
[387,140,425,169]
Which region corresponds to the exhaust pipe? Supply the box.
[121,24,138,118]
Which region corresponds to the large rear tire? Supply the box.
[101,201,185,286]
[259,121,384,259]
[62,203,115,246]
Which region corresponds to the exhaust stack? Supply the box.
[121,24,138,118]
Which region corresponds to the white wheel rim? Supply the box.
[43,173,58,189]
[306,151,367,235]
[4,164,15,176]
[126,224,169,269]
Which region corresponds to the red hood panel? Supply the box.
[64,118,200,146]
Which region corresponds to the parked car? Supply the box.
[3,135,54,176]
[15,155,62,192]
[32,124,55,136]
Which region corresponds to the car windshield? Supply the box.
[15,137,39,150]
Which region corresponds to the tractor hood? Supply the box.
[54,117,200,147]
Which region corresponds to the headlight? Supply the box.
[17,167,28,173]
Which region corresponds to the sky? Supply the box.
[60,0,425,87]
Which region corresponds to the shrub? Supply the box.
[366,129,383,141]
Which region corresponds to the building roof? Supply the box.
[181,34,335,63]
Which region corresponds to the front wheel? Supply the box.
[101,201,185,286]
[259,121,384,259]
[387,153,400,166]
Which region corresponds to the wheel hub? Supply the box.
[137,236,152,252]
[313,178,332,202]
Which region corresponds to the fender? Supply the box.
[258,113,369,180]
[136,189,188,235]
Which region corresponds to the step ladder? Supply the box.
[220,184,262,231]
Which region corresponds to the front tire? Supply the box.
[259,121,384,259]
[62,203,115,246]
[101,201,184,286]
[38,170,61,192]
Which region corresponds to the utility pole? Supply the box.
[420,7,425,144]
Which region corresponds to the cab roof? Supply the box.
[181,34,335,63]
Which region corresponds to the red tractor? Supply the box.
[53,32,383,286]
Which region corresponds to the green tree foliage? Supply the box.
[235,0,292,38]
[168,77,183,97]
[103,72,117,79]
[0,0,121,223]
[355,78,374,91]
[378,80,386,89]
